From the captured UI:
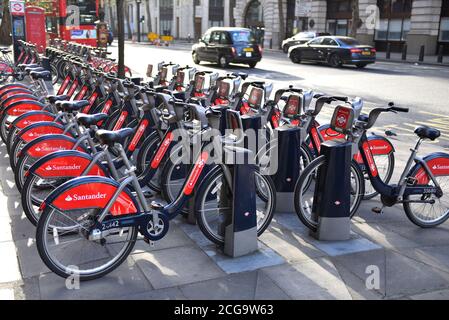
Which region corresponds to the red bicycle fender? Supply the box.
[5,102,44,116]
[52,181,137,216]
[366,135,394,155]
[411,153,449,185]
[33,154,106,178]
[25,138,84,158]
[20,125,65,143]
[13,113,56,129]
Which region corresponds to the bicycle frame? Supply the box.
[357,131,442,205]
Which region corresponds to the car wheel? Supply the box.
[218,55,228,68]
[192,51,200,64]
[328,54,342,68]
[290,50,301,64]
[248,62,257,68]
[282,45,289,54]
[356,63,368,69]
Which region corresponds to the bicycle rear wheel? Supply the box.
[36,206,138,280]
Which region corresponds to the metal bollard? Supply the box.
[401,44,407,61]
[419,45,425,62]
[310,140,352,241]
[438,45,444,64]
[386,43,391,59]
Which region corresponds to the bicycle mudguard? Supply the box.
[27,150,107,179]
[15,121,67,144]
[42,176,138,216]
[408,152,449,185]
[9,111,56,131]
[318,123,345,141]
[18,134,87,159]
[0,83,29,96]
[353,135,395,163]
[0,88,34,102]
[2,100,46,117]
[1,94,39,109]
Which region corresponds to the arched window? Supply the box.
[245,0,264,28]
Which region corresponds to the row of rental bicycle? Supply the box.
[1,41,448,281]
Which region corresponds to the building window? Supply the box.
[326,0,352,35]
[160,0,173,35]
[327,19,350,36]
[440,18,449,42]
[375,0,411,41]
[209,0,224,27]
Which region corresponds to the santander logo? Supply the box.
[64,192,107,202]
[370,145,388,150]
[35,145,69,153]
[45,164,82,171]
[432,164,449,170]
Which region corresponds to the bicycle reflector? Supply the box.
[330,105,354,134]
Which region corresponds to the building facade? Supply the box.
[106,0,449,54]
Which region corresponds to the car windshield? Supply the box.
[338,38,360,46]
[230,31,256,44]
[296,32,315,39]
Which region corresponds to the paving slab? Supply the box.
[0,215,13,242]
[351,221,420,249]
[15,238,50,279]
[380,221,449,247]
[309,234,382,257]
[254,271,291,300]
[202,242,285,274]
[398,245,449,274]
[132,224,195,254]
[179,271,258,300]
[176,220,215,248]
[258,226,326,262]
[0,166,20,196]
[260,258,352,299]
[38,257,152,299]
[0,241,21,283]
[410,289,449,300]
[113,287,186,300]
[132,245,225,289]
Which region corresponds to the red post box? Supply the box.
[25,6,46,53]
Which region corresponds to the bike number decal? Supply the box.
[128,120,149,152]
[112,111,128,131]
[34,156,105,178]
[52,182,137,216]
[150,132,173,169]
[183,152,209,196]
[414,157,449,184]
[363,141,378,177]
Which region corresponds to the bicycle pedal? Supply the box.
[371,207,384,215]
[143,237,155,247]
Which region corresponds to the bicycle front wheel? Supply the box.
[294,155,365,232]
[194,166,276,246]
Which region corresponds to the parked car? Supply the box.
[281,31,330,53]
[192,27,262,68]
[288,36,376,68]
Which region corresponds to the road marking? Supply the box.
[418,111,449,118]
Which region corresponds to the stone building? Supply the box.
[106,0,449,54]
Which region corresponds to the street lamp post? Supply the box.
[136,0,142,43]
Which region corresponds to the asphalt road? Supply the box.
[111,41,449,151]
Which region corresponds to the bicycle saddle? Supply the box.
[18,63,39,70]
[47,95,70,104]
[56,100,89,112]
[414,126,441,141]
[95,128,134,146]
[30,70,51,80]
[1,48,12,54]
[76,113,108,126]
